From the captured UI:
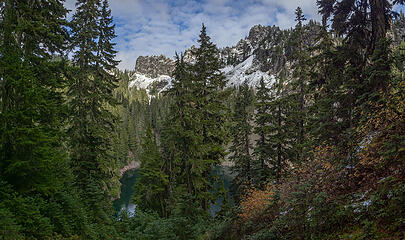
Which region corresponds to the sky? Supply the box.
[64,0,405,70]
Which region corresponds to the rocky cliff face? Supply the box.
[183,45,198,64]
[127,23,320,93]
[126,55,175,97]
[128,20,404,95]
[135,55,175,78]
[129,24,284,93]
[219,24,270,66]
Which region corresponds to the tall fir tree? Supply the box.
[0,0,69,195]
[253,77,271,184]
[267,71,295,185]
[297,7,307,154]
[316,0,402,164]
[193,24,229,210]
[69,0,101,185]
[289,7,310,163]
[229,83,254,188]
[134,124,168,217]
[68,0,119,237]
[0,1,93,239]
[163,53,201,215]
[307,18,341,147]
[163,25,229,212]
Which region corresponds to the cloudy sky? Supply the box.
[64,0,404,70]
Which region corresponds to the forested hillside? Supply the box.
[0,0,404,239]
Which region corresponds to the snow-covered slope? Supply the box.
[128,73,173,96]
[222,55,275,87]
[129,55,274,94]
[128,24,286,94]
[129,73,172,90]
[129,54,275,96]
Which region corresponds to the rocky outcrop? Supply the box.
[119,160,140,176]
[129,20,405,92]
[247,24,268,47]
[183,45,198,64]
[219,24,279,71]
[135,55,175,78]
[129,23,322,91]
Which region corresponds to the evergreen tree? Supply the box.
[229,83,254,188]
[307,19,342,148]
[164,52,203,216]
[267,71,295,185]
[193,24,229,210]
[0,1,92,238]
[316,0,402,163]
[253,77,271,184]
[164,25,229,213]
[0,0,69,195]
[68,0,119,237]
[134,125,168,217]
[69,0,119,189]
[69,0,101,185]
[289,7,310,163]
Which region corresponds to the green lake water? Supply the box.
[113,166,234,217]
[113,169,139,216]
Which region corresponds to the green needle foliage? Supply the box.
[134,125,168,217]
[0,0,404,239]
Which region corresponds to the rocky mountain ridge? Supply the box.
[127,19,405,96]
[134,55,175,78]
[128,24,287,95]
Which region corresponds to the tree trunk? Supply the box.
[277,101,282,185]
[370,0,388,51]
[260,131,265,172]
[244,114,251,181]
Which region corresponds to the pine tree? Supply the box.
[164,53,201,214]
[69,0,101,185]
[317,0,401,109]
[0,0,69,195]
[68,0,119,236]
[172,53,197,191]
[316,0,401,163]
[307,19,341,147]
[69,0,119,189]
[164,25,229,212]
[267,71,295,185]
[290,7,310,163]
[134,125,168,216]
[229,83,254,188]
[253,77,271,184]
[193,24,229,210]
[0,1,94,238]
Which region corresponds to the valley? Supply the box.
[1,1,404,239]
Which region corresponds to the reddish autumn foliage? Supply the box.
[349,85,405,192]
[238,183,275,222]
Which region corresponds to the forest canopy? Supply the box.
[0,0,404,239]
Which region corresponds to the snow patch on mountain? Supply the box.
[129,73,153,89]
[222,55,275,87]
[128,73,172,90]
[128,73,173,96]
[129,54,276,94]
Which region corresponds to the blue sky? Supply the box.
[64,0,405,70]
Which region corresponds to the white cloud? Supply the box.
[64,0,321,70]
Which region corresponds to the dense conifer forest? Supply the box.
[0,0,404,239]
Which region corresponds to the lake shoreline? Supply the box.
[113,168,140,215]
[112,160,141,201]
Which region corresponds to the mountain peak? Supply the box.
[247,24,267,45]
[135,55,175,78]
